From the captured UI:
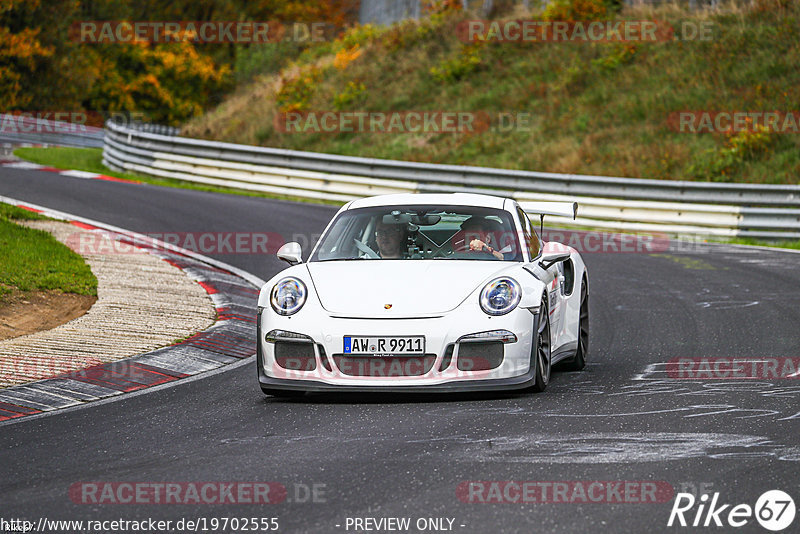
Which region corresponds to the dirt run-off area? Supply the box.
[0,289,97,341]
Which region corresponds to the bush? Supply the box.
[689,123,775,182]
[334,45,363,70]
[591,44,638,71]
[333,81,367,110]
[543,0,609,21]
[382,18,440,53]
[276,67,322,113]
[430,43,483,82]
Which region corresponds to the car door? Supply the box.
[556,257,579,349]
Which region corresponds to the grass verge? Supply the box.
[13,146,344,207]
[720,237,800,251]
[0,202,97,303]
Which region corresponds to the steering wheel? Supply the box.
[353,238,380,259]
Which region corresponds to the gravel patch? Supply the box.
[0,221,216,387]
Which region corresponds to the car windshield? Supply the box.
[310,205,523,262]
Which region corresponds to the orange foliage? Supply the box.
[334,45,362,70]
[0,21,54,108]
[0,0,357,122]
[83,39,232,125]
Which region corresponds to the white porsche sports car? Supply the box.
[257,193,588,396]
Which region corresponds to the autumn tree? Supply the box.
[0,0,55,109]
[0,0,358,122]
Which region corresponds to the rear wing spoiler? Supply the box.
[520,201,578,220]
[519,201,578,237]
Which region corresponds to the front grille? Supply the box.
[457,341,504,371]
[318,344,332,372]
[332,355,436,377]
[438,344,455,372]
[274,342,317,371]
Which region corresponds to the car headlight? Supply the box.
[479,277,521,316]
[270,277,307,316]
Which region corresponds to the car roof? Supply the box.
[346,193,511,210]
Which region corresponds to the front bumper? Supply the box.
[256,305,538,392]
[256,367,537,393]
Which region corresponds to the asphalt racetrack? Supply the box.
[1,167,799,533]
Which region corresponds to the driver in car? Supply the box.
[460,216,504,260]
[375,220,408,259]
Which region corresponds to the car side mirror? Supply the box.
[538,251,570,270]
[277,242,303,265]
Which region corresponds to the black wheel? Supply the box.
[529,294,551,392]
[261,388,305,398]
[564,280,589,371]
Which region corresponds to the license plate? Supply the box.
[343,336,425,355]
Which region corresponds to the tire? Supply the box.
[563,279,589,371]
[529,294,552,392]
[261,388,306,398]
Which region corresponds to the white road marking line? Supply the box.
[59,170,101,179]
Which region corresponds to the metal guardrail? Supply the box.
[0,114,104,148]
[103,121,800,239]
[111,122,180,137]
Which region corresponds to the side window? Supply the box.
[516,207,541,259]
